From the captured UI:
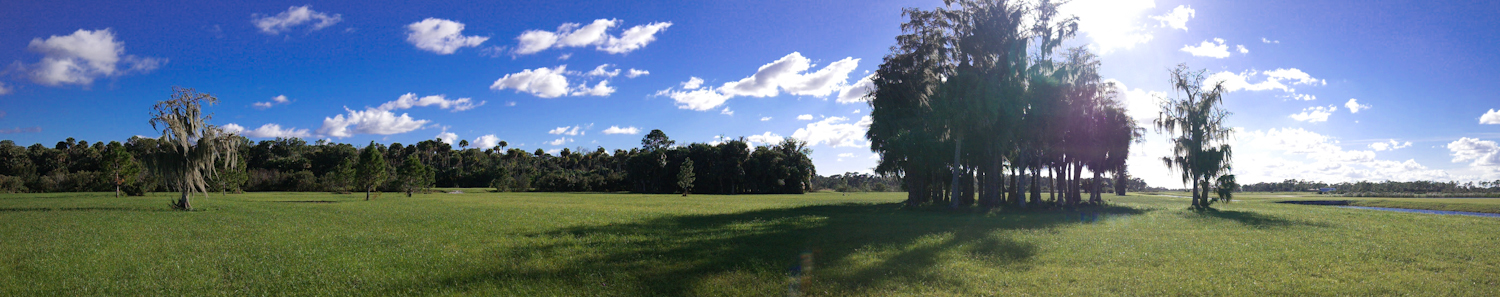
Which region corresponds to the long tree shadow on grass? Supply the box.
[1188,208,1330,229]
[389,203,1150,296]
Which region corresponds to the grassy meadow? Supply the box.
[1,190,1498,296]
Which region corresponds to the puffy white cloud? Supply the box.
[1149,5,1195,31]
[626,69,649,78]
[224,123,312,138]
[1059,0,1157,54]
[720,107,734,116]
[587,64,620,77]
[377,93,482,112]
[571,80,615,97]
[1104,79,1165,123]
[1368,139,1411,151]
[681,77,704,89]
[601,126,641,135]
[746,131,784,146]
[25,29,165,86]
[760,117,772,121]
[1344,98,1370,113]
[492,65,613,98]
[435,131,458,144]
[1206,68,1324,95]
[658,52,861,111]
[545,137,573,146]
[1181,38,1230,58]
[837,74,875,103]
[406,18,488,55]
[1289,105,1337,122]
[252,5,341,34]
[1448,138,1500,170]
[512,19,672,55]
[1480,109,1500,124]
[1228,128,1453,183]
[491,66,572,98]
[797,114,814,121]
[473,134,502,149]
[1292,94,1316,101]
[1237,45,1249,54]
[317,107,429,138]
[792,116,871,148]
[252,95,292,109]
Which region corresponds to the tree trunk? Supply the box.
[1050,165,1057,204]
[178,190,192,211]
[1091,170,1103,203]
[950,138,963,208]
[1071,162,1084,205]
[1190,177,1201,208]
[366,187,372,201]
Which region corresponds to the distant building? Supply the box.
[1317,187,1337,194]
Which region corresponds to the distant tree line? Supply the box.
[810,171,1155,194]
[0,129,815,195]
[1240,179,1500,197]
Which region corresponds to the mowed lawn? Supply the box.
[1,191,1497,296]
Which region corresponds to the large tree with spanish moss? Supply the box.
[146,87,242,211]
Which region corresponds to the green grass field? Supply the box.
[2,190,1497,296]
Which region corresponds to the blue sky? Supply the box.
[2,0,1497,187]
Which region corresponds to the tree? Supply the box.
[642,129,675,151]
[1215,174,1238,203]
[397,154,434,197]
[678,158,695,196]
[356,141,389,200]
[146,87,242,211]
[1154,64,1234,209]
[99,141,141,197]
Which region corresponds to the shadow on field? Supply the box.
[0,207,166,212]
[1192,208,1329,229]
[390,203,1149,296]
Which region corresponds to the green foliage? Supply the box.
[677,158,695,195]
[1154,64,1234,209]
[397,154,434,197]
[356,142,388,200]
[146,87,241,211]
[1215,174,1238,203]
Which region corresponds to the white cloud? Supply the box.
[25,29,165,86]
[760,117,772,121]
[1206,68,1324,95]
[1289,105,1337,122]
[546,137,573,146]
[1060,0,1157,54]
[852,109,861,114]
[492,65,613,98]
[836,74,875,103]
[513,19,672,55]
[1480,109,1500,124]
[1237,45,1249,54]
[1448,138,1500,170]
[435,131,458,144]
[1181,38,1230,58]
[377,93,482,112]
[797,114,814,121]
[657,52,861,111]
[549,125,586,136]
[792,116,871,148]
[473,134,502,149]
[224,123,311,138]
[252,5,341,35]
[746,131,785,146]
[1369,139,1411,151]
[681,77,704,89]
[1261,37,1280,44]
[1105,79,1165,122]
[587,64,620,77]
[505,101,517,107]
[1228,128,1453,183]
[601,126,641,135]
[571,80,615,97]
[0,82,10,95]
[720,107,734,116]
[252,95,292,109]
[1344,98,1371,113]
[491,66,572,98]
[1292,94,1316,101]
[317,107,429,138]
[626,69,649,78]
[1149,5,1194,31]
[406,18,488,55]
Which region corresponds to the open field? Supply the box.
[1182,192,1500,214]
[2,191,1498,296]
